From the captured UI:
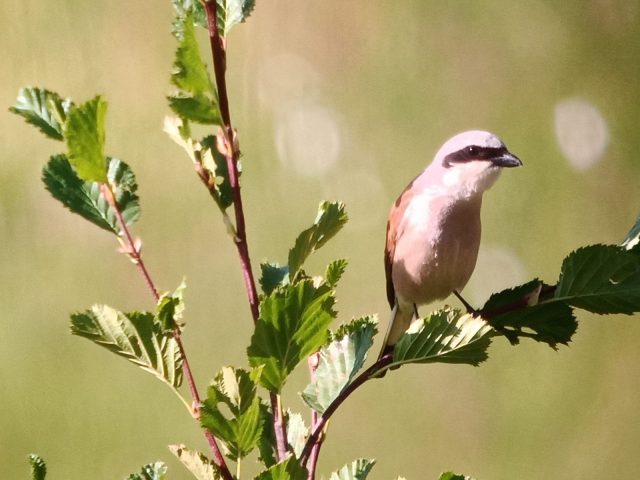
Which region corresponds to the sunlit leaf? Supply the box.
[288,202,348,280]
[169,445,221,480]
[286,412,308,458]
[259,262,289,295]
[127,462,168,480]
[248,280,337,392]
[70,305,183,387]
[11,87,72,140]
[555,244,640,314]
[386,308,493,373]
[65,96,108,182]
[325,259,348,287]
[201,367,263,459]
[42,155,140,235]
[302,317,377,413]
[328,458,376,480]
[29,454,46,480]
[622,213,640,251]
[254,456,307,480]
[168,95,221,125]
[216,0,256,37]
[157,279,187,333]
[172,0,207,38]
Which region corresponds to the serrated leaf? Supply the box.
[257,402,277,468]
[172,10,214,94]
[216,0,256,37]
[172,0,207,38]
[260,262,290,295]
[169,10,220,125]
[157,279,187,332]
[65,96,108,182]
[201,367,263,459]
[329,458,376,480]
[11,87,72,140]
[325,259,348,287]
[286,412,309,458]
[481,279,545,315]
[127,462,168,480]
[248,280,337,392]
[169,445,221,480]
[438,472,475,480]
[70,305,183,387]
[488,301,577,348]
[254,456,308,480]
[168,95,221,125]
[555,244,640,314]
[302,317,377,414]
[288,202,348,281]
[386,308,493,372]
[29,454,46,480]
[42,154,140,235]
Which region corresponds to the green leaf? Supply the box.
[200,135,234,208]
[302,317,377,414]
[127,462,168,480]
[254,456,308,480]
[11,87,72,140]
[169,10,221,125]
[70,305,183,387]
[201,367,263,459]
[216,0,256,37]
[172,0,207,38]
[286,412,309,458]
[387,308,493,372]
[172,10,214,94]
[438,472,475,480]
[42,154,140,235]
[257,402,277,468]
[325,259,348,287]
[481,279,545,315]
[169,445,221,480]
[65,96,108,182]
[488,302,577,348]
[288,202,348,281]
[555,244,640,314]
[260,262,290,295]
[168,95,221,125]
[29,454,46,480]
[248,280,337,392]
[328,459,376,480]
[157,279,187,333]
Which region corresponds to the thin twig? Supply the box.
[100,183,234,480]
[203,0,289,461]
[306,355,321,480]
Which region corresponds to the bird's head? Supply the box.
[430,130,522,200]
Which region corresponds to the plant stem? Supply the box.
[100,183,234,480]
[299,355,393,466]
[306,355,321,480]
[204,0,260,323]
[203,0,289,461]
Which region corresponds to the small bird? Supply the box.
[381,130,522,357]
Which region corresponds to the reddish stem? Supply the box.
[203,0,289,461]
[100,183,234,480]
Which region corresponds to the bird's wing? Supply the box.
[384,177,418,308]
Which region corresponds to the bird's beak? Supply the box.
[491,152,522,168]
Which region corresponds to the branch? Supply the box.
[100,183,234,480]
[203,0,289,461]
[299,354,393,465]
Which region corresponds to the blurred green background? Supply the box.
[2,1,640,478]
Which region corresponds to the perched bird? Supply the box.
[380,130,522,358]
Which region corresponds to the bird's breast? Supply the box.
[392,194,482,305]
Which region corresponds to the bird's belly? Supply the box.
[392,200,481,306]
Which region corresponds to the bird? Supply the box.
[380,130,522,359]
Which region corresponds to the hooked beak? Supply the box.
[491,152,522,168]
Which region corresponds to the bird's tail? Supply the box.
[377,303,415,362]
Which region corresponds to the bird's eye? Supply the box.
[466,146,479,156]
